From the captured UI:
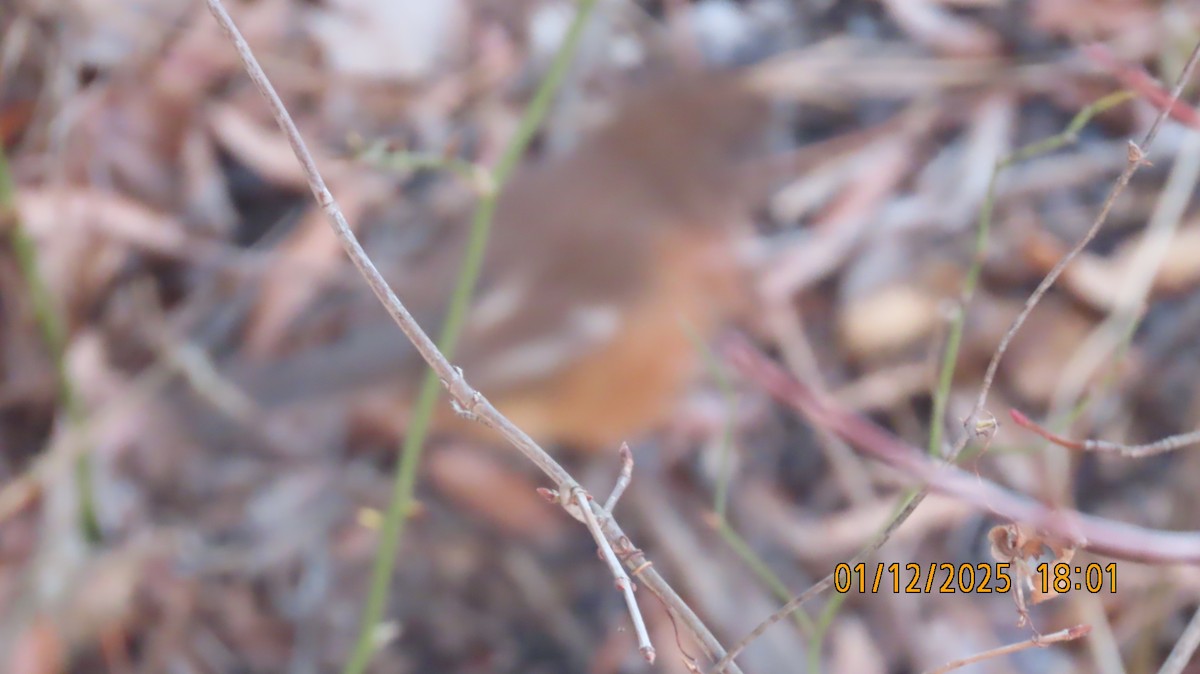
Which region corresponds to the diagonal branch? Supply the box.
[202,1,743,671]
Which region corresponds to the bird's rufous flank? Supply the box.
[204,72,775,453]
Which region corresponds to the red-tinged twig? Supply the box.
[922,624,1091,674]
[712,337,1200,671]
[604,442,634,513]
[716,39,1200,674]
[725,338,1200,562]
[711,339,1200,673]
[1084,44,1200,130]
[202,2,741,671]
[1009,409,1087,449]
[1011,410,1200,458]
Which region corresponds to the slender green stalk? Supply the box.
[685,322,738,519]
[926,90,1135,456]
[808,586,848,674]
[0,147,100,542]
[716,521,815,637]
[895,90,1142,674]
[687,325,815,639]
[341,2,598,672]
[718,87,1145,674]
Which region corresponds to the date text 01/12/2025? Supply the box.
[833,562,1118,594]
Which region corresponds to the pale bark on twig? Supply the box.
[201,0,741,670]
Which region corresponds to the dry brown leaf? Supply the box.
[762,131,918,298]
[1108,225,1200,296]
[838,282,942,359]
[15,188,189,321]
[0,100,34,145]
[989,522,1081,623]
[18,188,190,256]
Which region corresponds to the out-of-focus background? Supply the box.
[4,1,1200,672]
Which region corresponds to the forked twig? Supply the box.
[725,338,1200,562]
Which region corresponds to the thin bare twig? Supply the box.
[968,40,1200,429]
[0,142,100,541]
[574,488,654,663]
[922,624,1091,674]
[715,81,1143,674]
[1041,122,1200,482]
[201,1,742,670]
[710,488,922,672]
[688,323,818,643]
[714,46,1196,670]
[345,0,599,667]
[604,442,634,513]
[712,338,1200,669]
[1011,409,1200,458]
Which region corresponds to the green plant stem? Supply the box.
[715,86,1140,674]
[809,587,848,674]
[687,324,816,645]
[0,147,100,542]
[715,521,815,637]
[926,89,1135,456]
[341,2,598,672]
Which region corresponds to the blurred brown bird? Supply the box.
[204,73,772,453]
